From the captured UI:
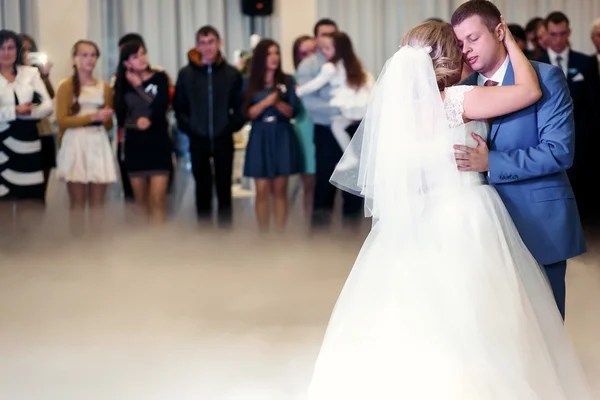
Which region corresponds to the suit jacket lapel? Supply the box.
[490,60,515,143]
[566,50,575,80]
[538,52,551,64]
[462,73,478,86]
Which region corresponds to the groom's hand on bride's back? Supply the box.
[454,133,489,172]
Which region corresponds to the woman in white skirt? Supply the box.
[55,40,116,210]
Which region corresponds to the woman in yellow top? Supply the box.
[55,40,116,210]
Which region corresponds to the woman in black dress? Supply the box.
[0,30,53,203]
[243,39,301,231]
[114,41,172,222]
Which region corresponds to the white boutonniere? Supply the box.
[571,73,585,82]
[145,84,158,95]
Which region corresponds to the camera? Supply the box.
[26,52,48,66]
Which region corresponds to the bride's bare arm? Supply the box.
[461,19,541,120]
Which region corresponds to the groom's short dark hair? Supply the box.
[451,0,502,32]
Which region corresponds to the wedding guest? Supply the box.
[0,30,53,202]
[243,39,301,231]
[537,12,600,222]
[291,35,317,216]
[55,40,116,211]
[173,26,245,223]
[113,41,172,222]
[297,19,363,228]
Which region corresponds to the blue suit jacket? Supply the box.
[461,61,586,265]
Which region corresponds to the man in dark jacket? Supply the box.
[536,12,600,223]
[174,26,245,220]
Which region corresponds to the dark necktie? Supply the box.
[556,55,565,75]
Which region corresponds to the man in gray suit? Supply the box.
[296,19,362,228]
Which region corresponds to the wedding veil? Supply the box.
[330,45,463,223]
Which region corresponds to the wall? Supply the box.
[317,0,600,75]
[34,0,316,80]
[273,0,318,72]
[35,0,600,82]
[37,0,89,85]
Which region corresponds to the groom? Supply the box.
[451,1,586,319]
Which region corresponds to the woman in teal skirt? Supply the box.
[292,35,317,216]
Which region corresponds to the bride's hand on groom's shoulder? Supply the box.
[453,133,489,172]
[501,16,516,47]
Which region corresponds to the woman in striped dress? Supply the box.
[0,30,53,202]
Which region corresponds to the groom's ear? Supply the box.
[495,22,506,42]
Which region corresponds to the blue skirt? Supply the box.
[244,120,302,179]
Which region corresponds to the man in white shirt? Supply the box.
[296,19,363,228]
[452,0,585,319]
[537,11,600,223]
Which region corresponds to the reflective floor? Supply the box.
[0,168,598,399]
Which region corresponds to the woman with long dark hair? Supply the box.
[243,39,301,231]
[113,41,171,222]
[0,30,53,202]
[296,31,373,171]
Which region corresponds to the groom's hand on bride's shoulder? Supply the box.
[453,133,489,172]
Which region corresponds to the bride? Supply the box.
[306,20,593,399]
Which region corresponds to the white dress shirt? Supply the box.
[477,55,510,87]
[476,56,509,180]
[547,48,570,76]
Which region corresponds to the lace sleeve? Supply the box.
[444,85,474,128]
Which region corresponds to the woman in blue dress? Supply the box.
[243,39,301,231]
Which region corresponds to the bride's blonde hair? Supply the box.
[400,21,463,90]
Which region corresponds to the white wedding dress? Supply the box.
[306,47,593,399]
